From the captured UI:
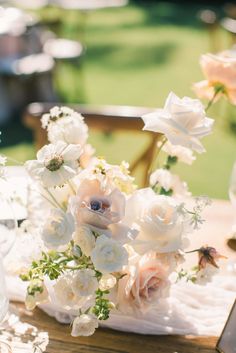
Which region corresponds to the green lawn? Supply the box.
[1,2,236,199]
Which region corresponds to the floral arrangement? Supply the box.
[15,94,226,338]
[7,47,235,338]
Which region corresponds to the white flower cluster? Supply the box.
[21,99,222,338]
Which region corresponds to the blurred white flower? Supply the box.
[99,273,117,291]
[71,314,98,337]
[91,235,128,273]
[41,208,74,249]
[25,284,49,311]
[71,269,98,297]
[25,141,82,187]
[80,144,96,169]
[125,189,188,254]
[150,168,190,198]
[73,226,96,257]
[162,141,196,165]
[0,154,7,179]
[78,158,136,194]
[142,92,214,153]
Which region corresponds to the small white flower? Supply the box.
[150,168,190,198]
[162,141,196,165]
[25,141,82,187]
[54,275,78,308]
[71,269,98,297]
[73,226,96,257]
[99,274,117,291]
[91,235,128,273]
[41,208,74,249]
[142,92,214,153]
[25,284,49,311]
[71,314,98,337]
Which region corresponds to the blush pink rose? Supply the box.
[193,52,236,105]
[70,179,125,230]
[117,252,170,313]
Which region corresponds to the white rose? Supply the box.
[25,141,82,187]
[71,314,98,337]
[142,92,214,153]
[125,189,187,254]
[150,168,190,199]
[91,235,128,273]
[73,226,96,257]
[71,269,98,297]
[41,209,74,249]
[99,274,117,291]
[48,115,88,146]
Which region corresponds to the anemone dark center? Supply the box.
[45,155,64,172]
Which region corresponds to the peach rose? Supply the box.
[193,52,236,105]
[117,252,170,313]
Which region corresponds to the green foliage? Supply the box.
[92,289,111,320]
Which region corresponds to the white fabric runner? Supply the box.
[5,265,236,336]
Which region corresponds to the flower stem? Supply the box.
[205,86,223,112]
[148,136,167,176]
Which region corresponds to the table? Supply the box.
[4,302,219,353]
[1,199,235,352]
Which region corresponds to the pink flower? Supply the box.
[198,246,227,270]
[117,252,170,313]
[70,179,125,230]
[193,52,236,105]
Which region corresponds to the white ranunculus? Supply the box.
[41,106,84,129]
[71,269,98,297]
[71,314,98,337]
[91,235,128,273]
[162,141,196,165]
[41,208,74,249]
[99,273,117,291]
[73,226,96,257]
[25,141,82,188]
[150,168,190,198]
[48,115,88,147]
[125,189,187,254]
[142,92,214,153]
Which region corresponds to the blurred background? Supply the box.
[0,0,236,199]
